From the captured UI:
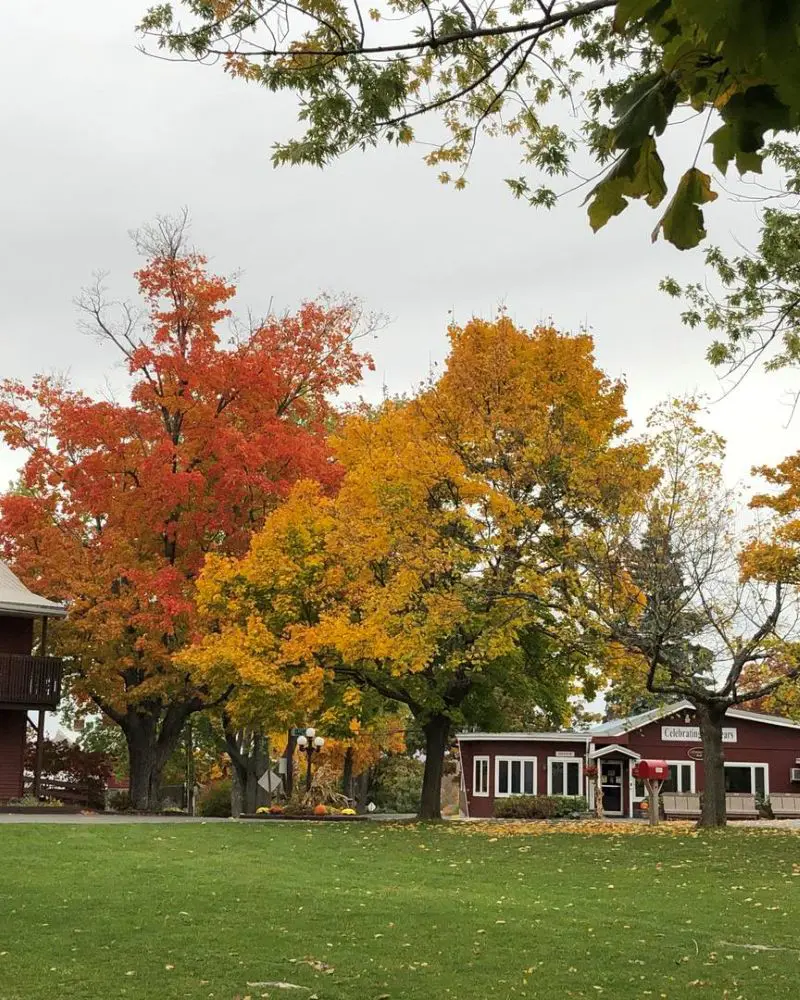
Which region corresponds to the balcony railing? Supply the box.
[0,653,63,709]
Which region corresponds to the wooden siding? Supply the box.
[0,616,33,655]
[0,710,26,800]
[0,654,62,709]
[460,738,589,818]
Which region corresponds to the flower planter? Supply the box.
[239,813,367,822]
[0,805,83,815]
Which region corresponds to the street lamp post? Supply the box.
[296,727,325,791]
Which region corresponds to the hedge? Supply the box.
[494,794,588,819]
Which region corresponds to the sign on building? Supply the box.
[661,725,737,743]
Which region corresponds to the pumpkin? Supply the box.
[269,805,284,814]
[313,803,327,816]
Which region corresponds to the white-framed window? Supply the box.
[547,757,583,797]
[495,756,537,797]
[473,756,490,797]
[633,761,695,801]
[724,762,768,797]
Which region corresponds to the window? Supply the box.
[473,756,489,797]
[495,756,537,797]
[633,761,694,800]
[724,763,768,796]
[548,757,583,797]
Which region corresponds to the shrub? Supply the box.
[24,737,112,809]
[371,755,424,813]
[107,791,131,812]
[756,793,774,819]
[197,780,232,818]
[6,794,65,808]
[494,795,588,819]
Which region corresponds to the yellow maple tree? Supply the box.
[189,317,656,818]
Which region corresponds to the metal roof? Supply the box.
[456,731,591,743]
[0,562,66,618]
[587,701,693,736]
[590,700,800,734]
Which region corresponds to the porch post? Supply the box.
[628,760,634,818]
[595,762,604,818]
[33,709,45,799]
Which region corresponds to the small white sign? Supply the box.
[661,725,737,743]
[258,770,283,793]
[555,750,575,757]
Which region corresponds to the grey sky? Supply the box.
[1,1,797,498]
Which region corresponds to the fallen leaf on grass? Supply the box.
[247,983,310,991]
[289,958,335,973]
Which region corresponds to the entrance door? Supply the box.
[600,760,624,815]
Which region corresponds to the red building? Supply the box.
[457,701,800,818]
[0,562,65,801]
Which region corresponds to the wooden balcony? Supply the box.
[0,653,63,709]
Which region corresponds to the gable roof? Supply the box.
[456,731,591,744]
[592,699,800,735]
[589,701,693,737]
[588,743,641,760]
[0,562,66,618]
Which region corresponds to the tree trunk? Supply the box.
[231,766,244,818]
[126,723,165,812]
[283,729,297,797]
[699,704,727,828]
[223,721,269,816]
[342,746,354,801]
[122,702,200,812]
[355,769,370,813]
[419,714,450,820]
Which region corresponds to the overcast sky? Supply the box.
[2,1,797,500]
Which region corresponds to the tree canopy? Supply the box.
[189,315,656,817]
[0,216,372,810]
[593,398,800,824]
[141,0,800,249]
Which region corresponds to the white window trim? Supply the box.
[546,756,584,797]
[724,761,769,796]
[472,755,490,797]
[632,760,696,802]
[494,755,538,797]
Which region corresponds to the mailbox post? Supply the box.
[632,760,670,826]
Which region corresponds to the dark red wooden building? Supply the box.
[457,701,800,818]
[0,562,65,801]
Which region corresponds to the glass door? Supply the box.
[600,759,623,815]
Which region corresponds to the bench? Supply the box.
[662,792,701,819]
[725,793,758,820]
[769,793,800,819]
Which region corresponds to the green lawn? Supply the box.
[1,822,799,999]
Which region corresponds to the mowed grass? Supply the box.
[1,822,799,1000]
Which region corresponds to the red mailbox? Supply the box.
[632,759,670,781]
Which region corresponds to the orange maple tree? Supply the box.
[0,221,372,810]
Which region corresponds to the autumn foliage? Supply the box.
[190,316,655,818]
[0,229,372,809]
